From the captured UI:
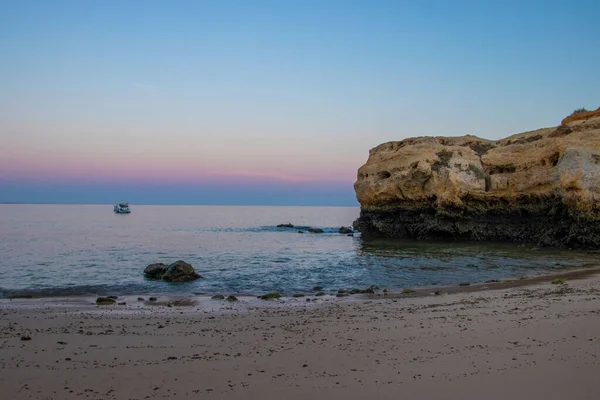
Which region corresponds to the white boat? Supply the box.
[114,202,131,214]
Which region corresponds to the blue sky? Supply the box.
[0,0,598,205]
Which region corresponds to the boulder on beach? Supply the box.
[260,292,281,300]
[143,260,201,282]
[96,297,116,305]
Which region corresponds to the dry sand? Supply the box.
[1,274,600,400]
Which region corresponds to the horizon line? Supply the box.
[0,202,360,207]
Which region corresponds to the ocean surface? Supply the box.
[1,204,599,298]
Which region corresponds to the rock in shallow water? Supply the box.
[143,260,201,282]
[162,260,201,282]
[143,263,168,279]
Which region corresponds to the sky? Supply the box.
[1,0,599,206]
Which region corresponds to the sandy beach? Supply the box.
[2,273,600,400]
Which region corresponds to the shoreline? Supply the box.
[3,264,600,310]
[1,266,599,399]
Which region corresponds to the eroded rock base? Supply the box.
[354,198,600,249]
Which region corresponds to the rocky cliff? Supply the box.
[353,110,600,248]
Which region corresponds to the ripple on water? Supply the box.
[1,205,600,298]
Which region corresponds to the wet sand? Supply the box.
[1,273,600,399]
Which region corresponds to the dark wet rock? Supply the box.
[459,282,471,287]
[9,293,33,299]
[383,288,389,293]
[96,297,116,305]
[312,286,323,291]
[315,292,326,296]
[336,293,349,297]
[20,335,31,341]
[293,294,305,298]
[485,279,500,283]
[298,230,304,233]
[401,288,415,294]
[347,233,354,237]
[339,226,354,234]
[370,285,379,290]
[306,298,311,302]
[277,223,294,228]
[360,288,375,294]
[308,228,324,233]
[434,290,443,295]
[348,288,361,295]
[211,294,225,300]
[137,297,145,301]
[149,297,157,301]
[170,298,197,306]
[117,302,126,305]
[337,289,348,294]
[144,260,201,282]
[143,263,169,279]
[260,293,281,300]
[107,296,118,299]
[226,295,238,302]
[161,260,201,282]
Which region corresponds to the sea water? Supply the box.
[0,204,598,298]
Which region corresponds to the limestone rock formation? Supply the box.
[353,112,600,248]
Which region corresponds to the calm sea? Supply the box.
[0,204,598,298]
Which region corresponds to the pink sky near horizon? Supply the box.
[0,146,362,186]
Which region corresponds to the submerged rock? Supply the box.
[143,260,201,282]
[353,111,600,248]
[308,228,324,233]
